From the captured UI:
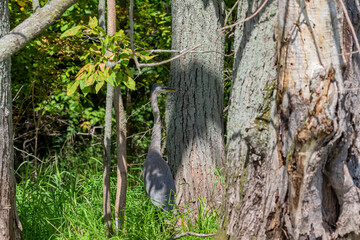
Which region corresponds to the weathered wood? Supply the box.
[219,0,360,239]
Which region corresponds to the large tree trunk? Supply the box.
[219,0,360,239]
[0,1,22,239]
[166,0,226,209]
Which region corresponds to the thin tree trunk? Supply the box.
[114,86,127,230]
[166,0,226,209]
[219,0,360,239]
[100,0,114,236]
[113,0,127,229]
[103,83,113,237]
[0,1,22,239]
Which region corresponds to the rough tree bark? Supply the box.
[101,0,115,236]
[113,0,129,232]
[114,89,127,230]
[114,85,127,231]
[103,85,113,237]
[0,1,22,239]
[218,0,360,239]
[0,0,80,60]
[166,0,226,209]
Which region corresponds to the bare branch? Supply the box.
[129,0,141,72]
[13,146,45,163]
[224,0,241,26]
[32,0,40,13]
[222,0,269,31]
[138,44,201,68]
[166,232,216,240]
[0,0,80,60]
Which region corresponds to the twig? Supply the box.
[13,85,24,101]
[166,232,216,240]
[126,101,150,121]
[14,146,45,163]
[222,0,269,31]
[336,50,359,56]
[135,128,152,146]
[224,0,241,25]
[338,0,360,54]
[138,44,201,68]
[129,0,141,72]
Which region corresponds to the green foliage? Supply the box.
[17,156,219,240]
[60,16,142,95]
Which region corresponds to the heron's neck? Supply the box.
[150,93,161,154]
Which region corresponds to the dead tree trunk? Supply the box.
[166,0,226,209]
[0,1,22,239]
[219,0,360,239]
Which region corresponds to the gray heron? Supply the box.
[143,83,176,212]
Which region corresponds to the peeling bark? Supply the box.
[219,0,360,239]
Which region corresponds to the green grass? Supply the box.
[16,157,220,239]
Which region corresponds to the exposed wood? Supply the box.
[220,0,360,239]
[0,0,80,60]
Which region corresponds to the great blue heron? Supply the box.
[143,83,176,212]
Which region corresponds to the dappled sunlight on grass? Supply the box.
[16,159,220,239]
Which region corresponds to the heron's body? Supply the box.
[143,83,176,211]
[144,151,176,211]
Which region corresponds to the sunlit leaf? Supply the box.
[124,76,135,90]
[60,25,83,38]
[95,80,104,93]
[85,72,97,87]
[17,1,26,7]
[99,63,106,72]
[76,64,91,79]
[88,16,98,29]
[67,80,80,95]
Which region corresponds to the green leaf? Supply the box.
[104,71,116,86]
[124,76,135,90]
[81,86,91,96]
[126,68,134,78]
[88,16,98,29]
[67,80,80,95]
[60,25,83,38]
[85,72,97,87]
[95,80,104,93]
